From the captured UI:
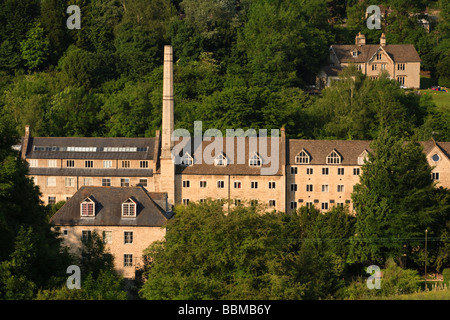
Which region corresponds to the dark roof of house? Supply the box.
[50,186,172,227]
[23,137,157,160]
[288,139,372,165]
[288,139,450,165]
[171,135,284,176]
[330,44,421,64]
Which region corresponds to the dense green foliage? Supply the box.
[0,0,447,140]
[139,201,356,300]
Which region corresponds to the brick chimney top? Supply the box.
[355,32,366,46]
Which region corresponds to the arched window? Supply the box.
[295,150,310,164]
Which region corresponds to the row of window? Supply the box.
[80,197,137,218]
[290,184,346,192]
[78,230,134,244]
[180,152,263,167]
[182,198,277,207]
[34,146,148,153]
[29,159,150,169]
[289,201,349,210]
[42,177,148,187]
[290,166,360,175]
[183,180,277,190]
[181,198,350,211]
[78,231,134,267]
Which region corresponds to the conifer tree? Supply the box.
[350,128,437,266]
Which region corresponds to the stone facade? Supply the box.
[317,33,421,89]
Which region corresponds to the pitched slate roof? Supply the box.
[288,139,372,165]
[171,135,284,176]
[288,139,450,166]
[330,44,421,64]
[50,186,172,227]
[24,137,156,160]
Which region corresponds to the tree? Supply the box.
[0,118,72,299]
[350,128,438,266]
[139,201,307,300]
[20,22,50,70]
[308,67,426,140]
[237,0,331,89]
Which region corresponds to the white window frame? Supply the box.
[102,178,111,186]
[217,180,225,189]
[234,181,241,189]
[295,150,310,164]
[181,153,193,166]
[80,198,95,217]
[124,254,133,267]
[183,180,190,188]
[103,231,112,244]
[200,180,207,188]
[124,231,133,244]
[120,178,130,187]
[48,159,57,167]
[103,160,112,168]
[249,153,262,167]
[65,177,75,187]
[29,159,38,167]
[214,153,227,166]
[138,178,147,187]
[268,181,276,189]
[47,177,56,187]
[251,181,258,189]
[326,150,341,164]
[122,198,136,218]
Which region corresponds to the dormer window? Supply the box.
[358,150,369,165]
[249,153,262,167]
[295,149,310,164]
[80,197,95,217]
[214,153,227,166]
[181,152,193,166]
[122,198,136,218]
[326,150,341,164]
[352,50,358,57]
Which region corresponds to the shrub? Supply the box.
[443,268,450,287]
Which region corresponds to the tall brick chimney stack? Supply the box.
[380,33,386,46]
[355,32,366,46]
[161,45,174,159]
[159,45,175,208]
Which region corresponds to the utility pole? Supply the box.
[425,229,428,290]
